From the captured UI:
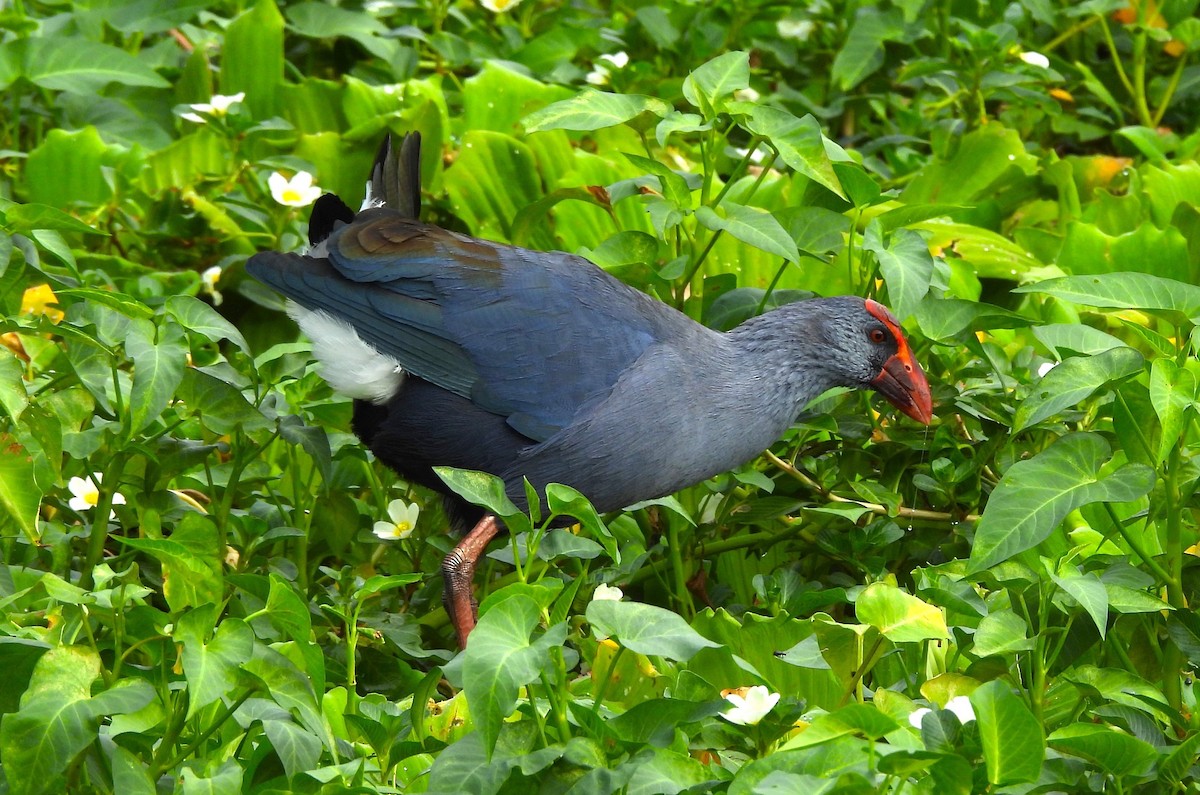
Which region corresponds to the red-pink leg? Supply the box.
[441,514,501,648]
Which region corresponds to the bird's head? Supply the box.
[767,295,932,425]
[826,297,933,424]
[862,299,933,424]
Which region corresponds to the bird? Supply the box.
[246,133,934,648]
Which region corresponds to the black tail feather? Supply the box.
[369,132,422,220]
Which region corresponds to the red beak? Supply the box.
[872,350,933,424]
[864,299,933,425]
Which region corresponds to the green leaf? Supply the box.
[3,204,100,236]
[462,592,567,756]
[443,130,542,244]
[286,1,394,60]
[1057,221,1191,282]
[831,9,905,90]
[903,125,1039,205]
[0,435,40,541]
[110,747,156,795]
[142,130,228,196]
[1014,271,1200,322]
[544,482,616,562]
[0,647,153,795]
[655,111,711,147]
[855,582,949,643]
[915,220,1041,280]
[522,90,670,132]
[695,203,799,263]
[914,298,1032,341]
[176,608,254,719]
[24,127,121,208]
[263,574,314,643]
[354,573,422,599]
[510,187,610,248]
[1033,323,1127,357]
[55,288,153,321]
[262,718,322,781]
[166,295,250,353]
[742,106,844,198]
[462,61,572,135]
[967,434,1155,573]
[220,0,285,119]
[278,417,331,484]
[176,368,270,436]
[622,747,712,794]
[623,153,693,210]
[864,225,934,321]
[585,600,720,660]
[1048,723,1157,777]
[0,349,27,422]
[75,0,211,34]
[119,513,223,611]
[606,699,726,746]
[681,51,749,114]
[241,645,325,740]
[1013,347,1144,432]
[1049,565,1109,639]
[972,611,1034,657]
[125,322,187,436]
[15,38,168,93]
[1149,358,1197,464]
[433,467,528,533]
[972,680,1044,785]
[1160,731,1200,789]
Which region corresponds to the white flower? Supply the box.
[1019,50,1050,69]
[586,66,610,86]
[734,87,760,103]
[908,696,976,729]
[720,685,780,726]
[68,474,126,514]
[733,146,767,165]
[480,0,522,12]
[586,52,628,86]
[908,707,932,729]
[945,695,975,724]
[592,583,624,601]
[201,265,223,306]
[777,19,814,41]
[180,92,245,123]
[1037,361,1057,378]
[599,51,629,69]
[373,500,420,541]
[269,171,322,208]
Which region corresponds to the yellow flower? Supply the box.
[373,499,420,540]
[21,284,64,323]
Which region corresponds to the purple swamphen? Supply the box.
[246,134,933,647]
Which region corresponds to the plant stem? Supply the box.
[665,520,694,618]
[152,689,255,776]
[765,450,978,523]
[81,454,129,589]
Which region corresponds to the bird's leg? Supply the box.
[441,514,501,649]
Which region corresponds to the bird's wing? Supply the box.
[247,208,680,440]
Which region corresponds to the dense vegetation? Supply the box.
[2,0,1200,792]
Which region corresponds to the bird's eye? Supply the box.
[869,328,887,344]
